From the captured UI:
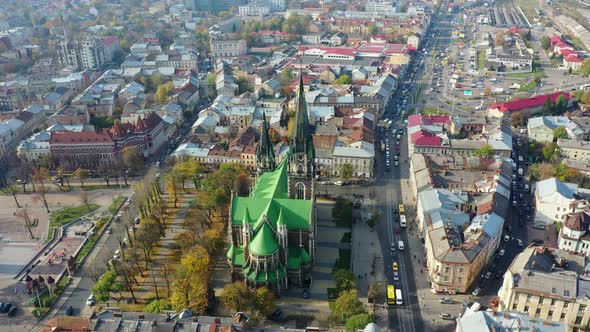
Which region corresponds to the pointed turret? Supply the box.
[256,111,276,175]
[135,116,147,132]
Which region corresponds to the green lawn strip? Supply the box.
[332,199,353,228]
[340,232,352,243]
[518,79,539,92]
[477,50,486,70]
[108,196,126,214]
[421,107,450,115]
[503,70,545,79]
[333,248,352,271]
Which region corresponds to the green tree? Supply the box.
[144,299,172,313]
[581,58,590,77]
[554,94,569,114]
[541,97,553,115]
[334,269,357,292]
[221,282,253,312]
[345,313,373,332]
[332,289,367,320]
[334,74,352,85]
[278,68,293,86]
[201,163,248,209]
[553,126,568,141]
[136,218,162,269]
[540,36,552,50]
[207,74,216,90]
[340,163,354,182]
[91,270,119,304]
[473,144,494,158]
[541,142,560,162]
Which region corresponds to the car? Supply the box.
[334,181,344,186]
[532,239,544,245]
[113,250,121,260]
[116,212,123,218]
[86,294,96,306]
[498,249,506,257]
[517,239,524,247]
[504,235,510,242]
[390,245,396,252]
[484,272,492,279]
[472,287,481,296]
[439,313,454,320]
[106,227,112,234]
[6,306,16,317]
[393,271,400,281]
[65,306,74,316]
[269,308,282,320]
[0,303,12,313]
[392,262,399,271]
[439,297,454,304]
[394,161,400,167]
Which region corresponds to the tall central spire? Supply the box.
[291,74,314,159]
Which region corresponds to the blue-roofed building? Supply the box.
[534,177,587,226]
[457,306,567,332]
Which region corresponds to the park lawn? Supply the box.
[50,204,100,228]
[518,80,539,92]
[503,70,545,79]
[421,107,450,115]
[108,196,126,214]
[477,50,486,70]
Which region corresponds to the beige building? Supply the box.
[498,246,590,330]
[210,37,247,58]
[558,139,590,163]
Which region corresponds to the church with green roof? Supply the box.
[226,76,316,295]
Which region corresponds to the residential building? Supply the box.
[56,38,107,70]
[487,92,573,118]
[456,306,568,331]
[40,316,91,332]
[497,246,590,330]
[238,3,271,16]
[558,212,590,255]
[365,1,397,17]
[209,28,247,58]
[108,112,168,158]
[527,116,583,143]
[558,139,590,164]
[534,177,588,225]
[564,54,583,70]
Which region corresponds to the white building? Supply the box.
[365,1,397,17]
[56,38,107,70]
[238,3,271,16]
[558,212,590,255]
[534,178,587,225]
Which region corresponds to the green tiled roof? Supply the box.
[228,244,245,267]
[249,223,279,256]
[287,246,312,270]
[246,265,286,283]
[251,158,289,199]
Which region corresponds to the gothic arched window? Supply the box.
[296,182,305,200]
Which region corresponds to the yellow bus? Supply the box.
[398,204,405,216]
[387,285,396,305]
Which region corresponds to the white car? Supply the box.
[393,272,399,281]
[517,239,524,247]
[86,294,96,306]
[504,235,510,242]
[498,249,506,257]
[471,287,481,296]
[113,250,121,260]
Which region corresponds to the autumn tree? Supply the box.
[254,287,275,317]
[540,36,552,50]
[170,245,210,313]
[473,144,494,158]
[541,142,560,162]
[3,186,21,208]
[16,205,35,239]
[73,168,90,188]
[334,74,352,85]
[122,147,144,172]
[221,282,254,312]
[334,269,357,291]
[201,163,248,210]
[136,219,162,269]
[155,82,174,103]
[581,58,590,77]
[345,313,373,332]
[166,174,179,208]
[80,190,93,211]
[33,167,50,213]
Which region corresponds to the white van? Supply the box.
[398,241,405,250]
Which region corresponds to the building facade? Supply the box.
[57,38,106,70]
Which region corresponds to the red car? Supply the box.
[455,84,463,89]
[395,146,400,151]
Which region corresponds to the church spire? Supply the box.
[290,74,314,159]
[256,111,276,175]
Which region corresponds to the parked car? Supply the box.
[0,303,12,313]
[6,306,16,317]
[439,313,454,320]
[439,297,454,304]
[86,294,96,306]
[472,287,481,296]
[498,249,506,257]
[65,306,74,316]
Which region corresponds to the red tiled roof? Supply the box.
[103,36,119,46]
[560,49,575,56]
[411,130,442,146]
[564,54,582,62]
[407,114,451,128]
[50,131,113,145]
[550,36,564,44]
[489,92,573,113]
[40,317,91,332]
[323,47,357,57]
